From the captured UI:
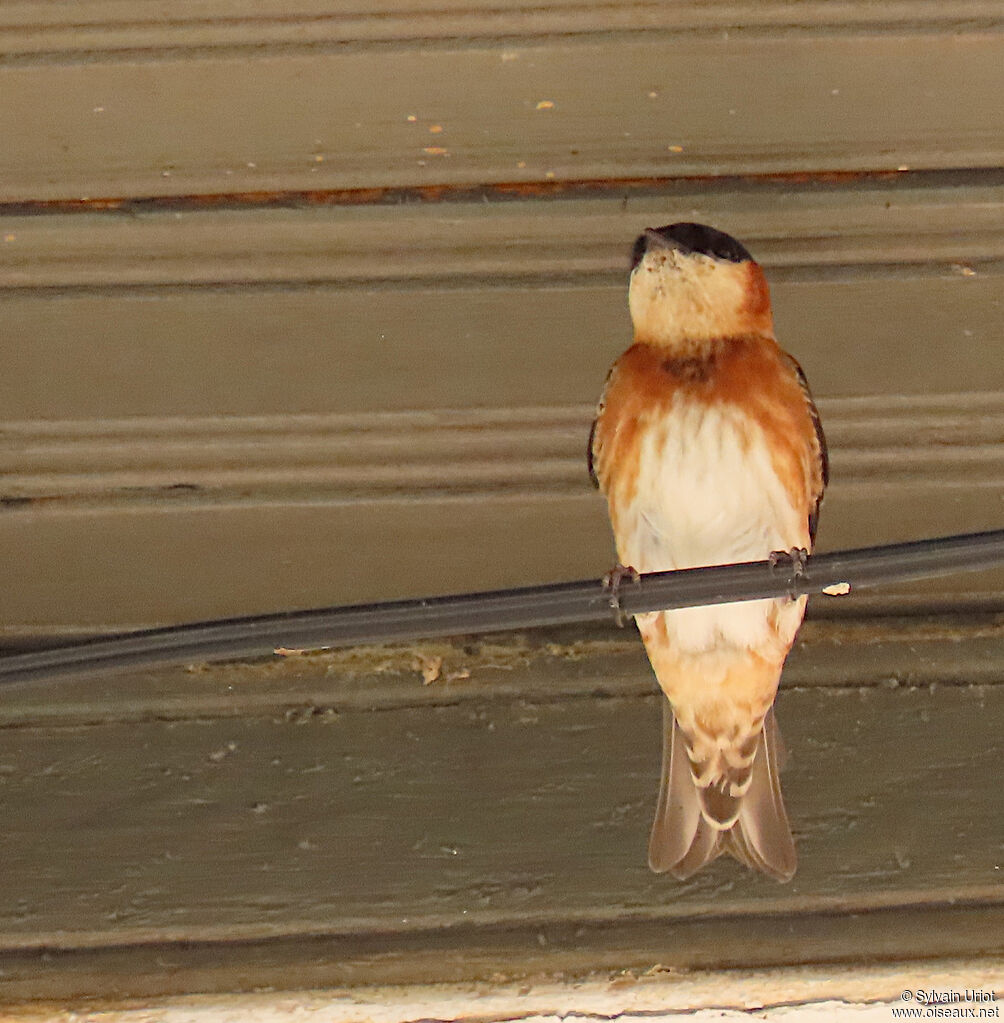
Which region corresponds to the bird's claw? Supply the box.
[768,547,809,600]
[602,563,641,627]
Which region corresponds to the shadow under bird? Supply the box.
[589,222,828,881]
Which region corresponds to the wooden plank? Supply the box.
[3,270,1003,415]
[0,661,999,999]
[2,277,1002,419]
[2,489,1003,635]
[1,29,1003,200]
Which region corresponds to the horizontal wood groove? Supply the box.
[4,177,1004,291]
[4,1,1003,64]
[1,167,989,219]
[2,888,1001,956]
[3,394,1002,509]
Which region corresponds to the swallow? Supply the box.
[588,223,827,881]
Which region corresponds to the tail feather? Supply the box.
[647,697,706,872]
[673,815,724,879]
[648,701,796,882]
[725,710,797,881]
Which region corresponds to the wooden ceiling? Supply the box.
[0,2,1002,1003]
[3,5,1004,633]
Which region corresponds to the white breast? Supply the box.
[614,396,810,656]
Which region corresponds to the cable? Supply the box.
[1,529,1002,689]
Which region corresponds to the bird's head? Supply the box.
[627,223,774,351]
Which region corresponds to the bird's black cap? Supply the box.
[631,222,753,269]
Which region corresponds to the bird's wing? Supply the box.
[780,352,828,544]
[587,362,619,490]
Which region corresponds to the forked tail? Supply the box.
[647,700,796,882]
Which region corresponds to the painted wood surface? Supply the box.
[0,621,1000,998]
[3,11,1004,202]
[3,176,1004,630]
[1,0,1002,1002]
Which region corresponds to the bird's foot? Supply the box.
[768,547,809,600]
[602,563,641,627]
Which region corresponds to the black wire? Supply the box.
[2,529,1002,689]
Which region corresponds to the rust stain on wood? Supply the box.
[0,168,941,218]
